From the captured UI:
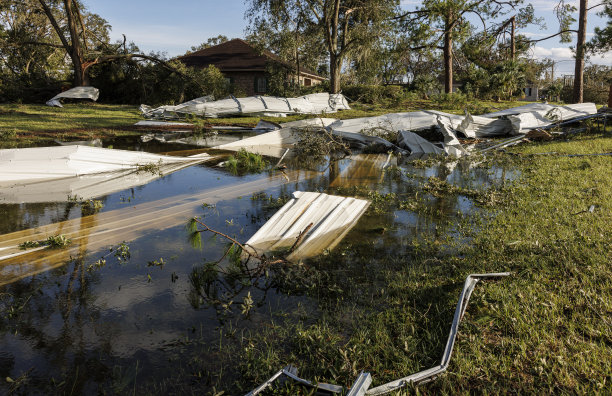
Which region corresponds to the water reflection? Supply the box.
[0,147,516,394]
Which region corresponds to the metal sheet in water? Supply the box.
[0,170,316,286]
[243,191,370,261]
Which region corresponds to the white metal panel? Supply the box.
[0,146,203,184]
[213,128,301,157]
[244,191,370,261]
[46,86,99,107]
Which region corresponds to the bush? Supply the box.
[430,92,469,109]
[342,84,406,104]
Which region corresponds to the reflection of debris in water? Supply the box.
[329,153,394,188]
[0,170,317,287]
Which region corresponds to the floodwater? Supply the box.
[0,136,515,394]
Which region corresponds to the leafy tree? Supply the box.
[398,0,523,94]
[246,0,399,93]
[588,0,612,53]
[246,3,325,94]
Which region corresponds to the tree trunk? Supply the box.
[330,53,342,94]
[64,0,88,86]
[443,13,453,94]
[510,16,516,60]
[608,82,612,108]
[573,0,588,103]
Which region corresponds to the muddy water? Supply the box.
[0,146,514,394]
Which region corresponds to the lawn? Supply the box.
[214,130,612,394]
[0,102,141,148]
[0,98,529,149]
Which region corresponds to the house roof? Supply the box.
[178,38,323,79]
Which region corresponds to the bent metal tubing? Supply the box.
[365,272,511,395]
[244,272,511,395]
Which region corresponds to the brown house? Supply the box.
[178,38,325,96]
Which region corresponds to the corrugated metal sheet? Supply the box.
[46,86,99,107]
[328,111,464,135]
[457,113,514,137]
[244,191,370,261]
[496,103,598,134]
[481,102,597,118]
[141,93,350,119]
[0,146,206,184]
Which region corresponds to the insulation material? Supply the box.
[397,131,443,155]
[213,128,301,157]
[46,86,100,107]
[141,93,350,119]
[244,191,370,262]
[0,146,204,184]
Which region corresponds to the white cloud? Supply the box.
[530,45,612,73]
[529,0,579,11]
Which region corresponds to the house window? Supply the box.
[304,78,312,87]
[255,77,268,93]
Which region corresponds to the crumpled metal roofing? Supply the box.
[45,86,100,107]
[0,145,207,184]
[397,131,443,155]
[244,191,370,261]
[328,111,464,136]
[480,102,598,134]
[141,93,350,119]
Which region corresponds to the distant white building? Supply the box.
[521,84,539,101]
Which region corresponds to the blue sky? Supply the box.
[86,0,610,76]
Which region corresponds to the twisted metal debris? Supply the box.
[245,272,511,395]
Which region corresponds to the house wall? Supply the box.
[222,71,324,97]
[223,71,268,96]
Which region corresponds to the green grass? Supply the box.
[0,98,534,149]
[216,131,612,394]
[0,102,141,148]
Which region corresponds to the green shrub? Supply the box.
[431,92,469,109]
[342,84,406,104]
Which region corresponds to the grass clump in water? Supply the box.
[19,234,72,250]
[225,149,268,174]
